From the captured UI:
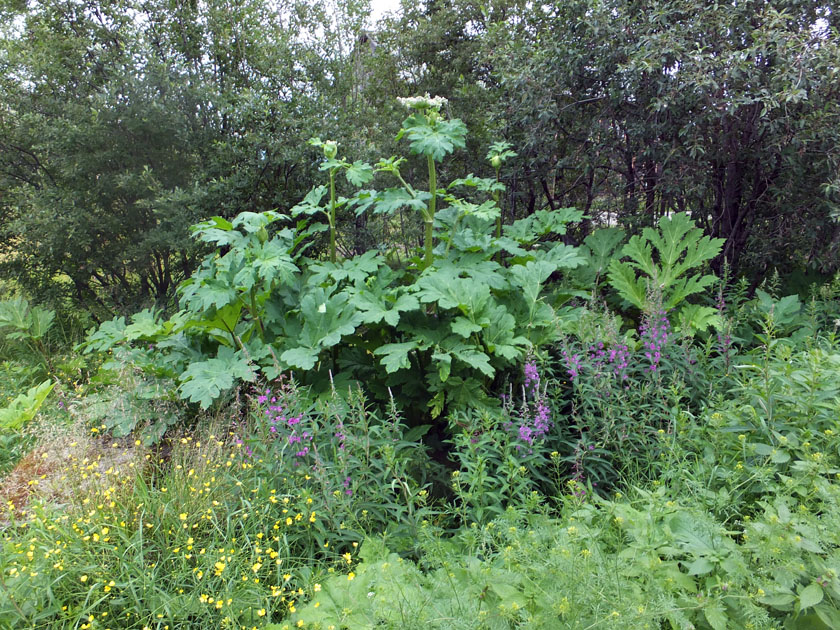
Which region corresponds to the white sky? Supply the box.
[368,0,402,23]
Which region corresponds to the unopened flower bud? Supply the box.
[323,141,338,159]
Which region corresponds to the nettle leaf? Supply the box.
[401,113,467,161]
[345,161,374,186]
[178,347,255,409]
[375,341,420,373]
[799,583,824,610]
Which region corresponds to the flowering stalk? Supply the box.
[424,154,437,268]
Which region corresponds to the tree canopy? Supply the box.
[1,0,838,316]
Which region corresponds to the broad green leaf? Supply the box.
[582,227,626,275]
[279,347,321,371]
[353,289,419,327]
[677,304,721,336]
[537,243,586,269]
[345,161,374,186]
[607,259,647,309]
[0,380,55,430]
[703,602,728,630]
[374,188,430,215]
[81,316,128,352]
[190,216,246,247]
[668,513,718,555]
[401,113,467,161]
[451,316,483,338]
[504,208,583,243]
[621,234,657,277]
[686,557,715,575]
[290,186,328,217]
[232,210,282,233]
[482,305,529,361]
[415,271,471,310]
[509,260,556,308]
[375,341,419,373]
[757,591,796,608]
[123,309,165,341]
[28,307,55,340]
[800,582,824,610]
[178,347,255,408]
[432,350,452,381]
[448,173,504,193]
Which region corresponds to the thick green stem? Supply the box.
[425,154,437,268]
[494,167,502,239]
[328,168,337,263]
[249,288,265,342]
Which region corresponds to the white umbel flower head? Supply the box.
[397,93,448,111]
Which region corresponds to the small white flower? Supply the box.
[397,93,448,111]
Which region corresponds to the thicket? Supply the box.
[1,1,840,629]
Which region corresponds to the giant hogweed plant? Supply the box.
[82,96,586,420]
[607,212,725,336]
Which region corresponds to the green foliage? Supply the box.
[607,212,724,312]
[0,298,55,372]
[0,379,54,430]
[83,109,585,420]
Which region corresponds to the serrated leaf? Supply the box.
[800,582,824,610]
[0,380,55,430]
[375,341,419,373]
[504,208,583,243]
[374,188,430,215]
[280,347,320,370]
[607,259,647,309]
[81,317,127,352]
[345,161,374,186]
[178,347,255,408]
[451,316,483,338]
[703,602,728,630]
[509,260,556,307]
[402,113,467,161]
[582,227,626,275]
[290,186,328,217]
[677,304,721,336]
